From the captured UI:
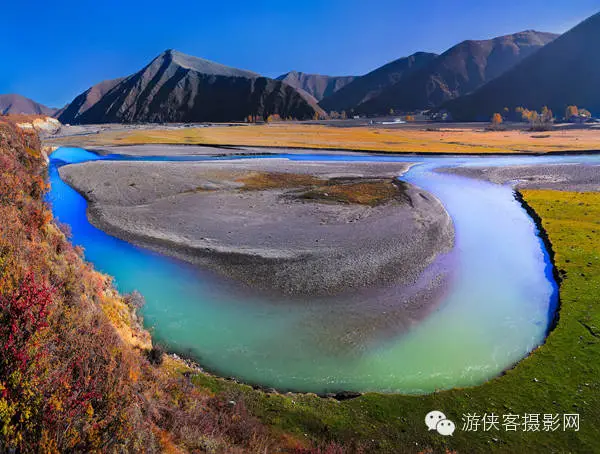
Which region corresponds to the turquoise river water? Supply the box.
[47,148,600,394]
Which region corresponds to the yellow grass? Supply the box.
[49,123,600,154]
[236,171,323,190]
[300,180,403,206]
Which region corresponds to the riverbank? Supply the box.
[438,163,600,191]
[46,142,600,452]
[59,158,454,299]
[0,120,295,452]
[178,189,600,453]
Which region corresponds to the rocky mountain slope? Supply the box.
[58,50,317,124]
[276,71,355,103]
[319,52,437,113]
[357,30,557,114]
[445,14,600,120]
[55,77,124,124]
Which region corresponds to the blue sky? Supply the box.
[2,0,598,107]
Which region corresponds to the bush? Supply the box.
[0,119,352,453]
[147,345,165,365]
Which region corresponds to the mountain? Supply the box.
[358,30,557,114]
[445,14,600,121]
[0,94,57,116]
[55,77,124,123]
[276,71,355,103]
[59,50,318,124]
[319,52,437,113]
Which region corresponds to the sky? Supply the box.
[1,0,599,107]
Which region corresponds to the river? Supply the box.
[47,147,600,393]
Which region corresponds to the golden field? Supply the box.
[50,123,600,154]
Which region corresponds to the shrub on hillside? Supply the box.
[0,120,354,453]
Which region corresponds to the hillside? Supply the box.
[54,78,124,124]
[318,52,438,113]
[0,94,56,116]
[358,30,557,114]
[0,120,327,452]
[58,50,317,124]
[276,71,355,103]
[445,13,600,120]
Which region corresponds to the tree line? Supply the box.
[490,105,593,130]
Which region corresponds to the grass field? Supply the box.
[169,190,600,453]
[49,123,600,154]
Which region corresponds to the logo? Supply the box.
[425,410,456,436]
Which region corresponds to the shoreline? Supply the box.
[125,191,563,399]
[59,158,454,298]
[82,142,600,157]
[48,146,579,398]
[514,190,562,335]
[437,162,600,192]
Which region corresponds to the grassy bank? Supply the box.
[180,190,600,453]
[49,123,600,154]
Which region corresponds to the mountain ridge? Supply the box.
[319,52,438,113]
[276,71,356,103]
[357,30,557,114]
[444,15,600,120]
[55,77,124,123]
[0,94,57,116]
[58,50,317,124]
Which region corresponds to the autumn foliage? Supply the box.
[491,113,503,124]
[0,120,308,452]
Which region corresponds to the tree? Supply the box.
[405,115,415,122]
[389,108,395,116]
[541,106,553,123]
[529,110,540,124]
[490,113,503,128]
[565,105,579,119]
[580,108,591,118]
[517,107,533,122]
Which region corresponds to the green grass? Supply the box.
[186,190,600,453]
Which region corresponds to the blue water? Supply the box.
[48,147,600,393]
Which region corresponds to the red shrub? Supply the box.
[0,272,54,372]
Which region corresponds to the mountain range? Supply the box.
[353,30,557,114]
[54,29,561,125]
[444,12,600,120]
[319,52,438,113]
[275,71,356,104]
[7,11,600,124]
[0,94,57,116]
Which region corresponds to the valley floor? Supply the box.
[38,128,600,452]
[47,121,600,154]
